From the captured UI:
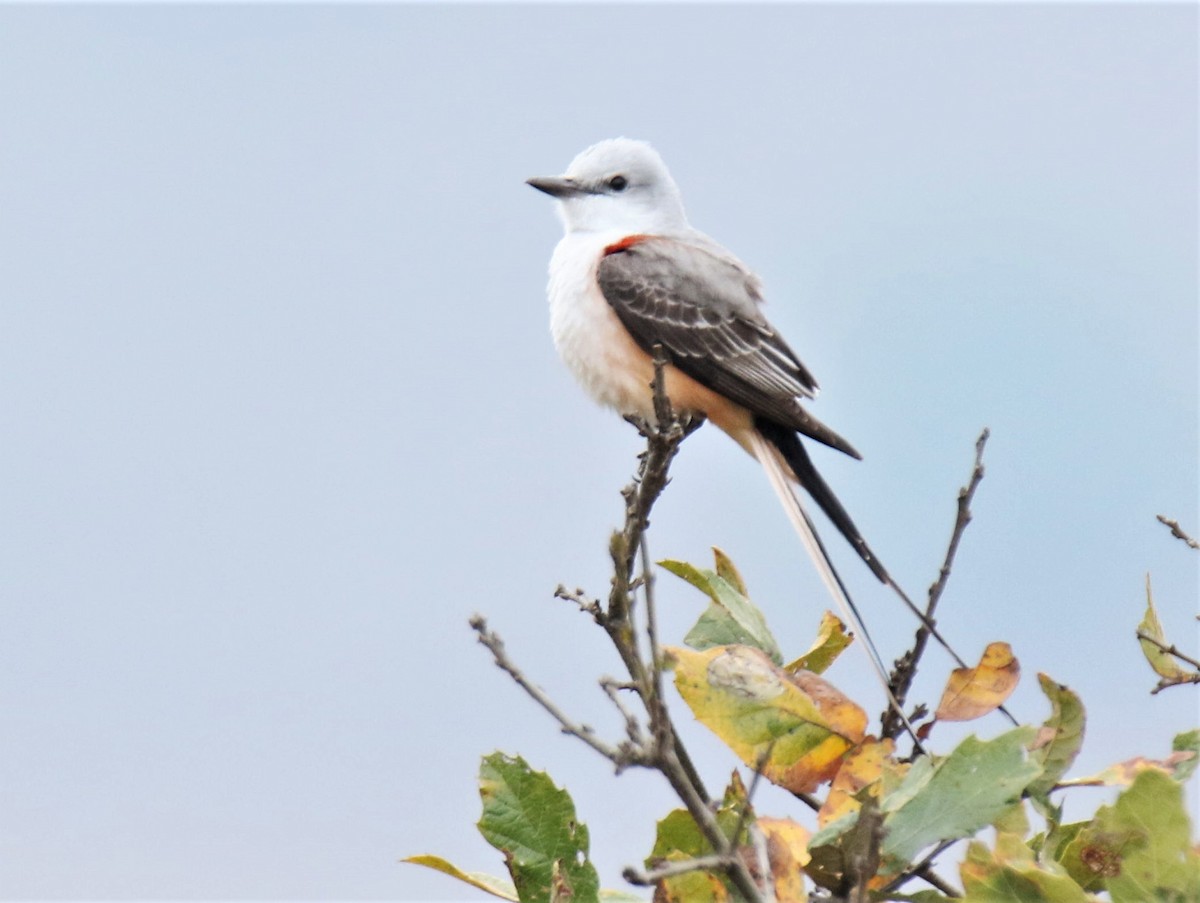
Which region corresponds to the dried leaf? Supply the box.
[1056,749,1199,789]
[934,641,1020,722]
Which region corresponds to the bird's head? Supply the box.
[527,138,689,235]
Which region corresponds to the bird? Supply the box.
[527,137,895,598]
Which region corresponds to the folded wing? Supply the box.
[597,235,861,459]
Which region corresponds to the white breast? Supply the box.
[546,232,659,420]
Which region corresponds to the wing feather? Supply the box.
[597,236,860,457]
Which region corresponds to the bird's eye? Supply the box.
[608,175,628,192]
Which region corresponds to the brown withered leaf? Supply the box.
[934,642,1020,722]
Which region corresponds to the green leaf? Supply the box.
[477,753,600,903]
[1171,729,1199,783]
[1027,674,1086,798]
[881,728,1043,862]
[960,835,1094,902]
[402,855,519,900]
[647,811,732,902]
[661,558,782,665]
[992,800,1030,838]
[646,776,748,903]
[1100,769,1198,903]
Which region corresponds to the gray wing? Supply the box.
[597,236,860,458]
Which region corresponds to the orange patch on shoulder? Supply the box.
[603,234,652,255]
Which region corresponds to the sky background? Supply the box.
[0,4,1196,901]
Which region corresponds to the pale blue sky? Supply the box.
[0,4,1195,901]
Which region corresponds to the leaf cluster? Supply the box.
[408,385,1199,901]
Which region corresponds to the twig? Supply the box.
[1137,630,1200,671]
[639,534,666,735]
[879,838,962,897]
[883,429,1017,740]
[600,677,646,746]
[1136,630,1200,693]
[623,854,730,886]
[730,743,775,848]
[554,585,602,621]
[622,746,780,902]
[1157,515,1199,550]
[470,615,645,769]
[1151,673,1200,694]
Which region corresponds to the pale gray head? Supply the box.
[527,138,690,235]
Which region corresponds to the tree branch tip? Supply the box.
[1156,514,1200,550]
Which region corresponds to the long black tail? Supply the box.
[755,417,890,584]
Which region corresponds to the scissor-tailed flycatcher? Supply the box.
[527,138,899,667]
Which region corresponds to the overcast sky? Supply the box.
[1,4,1196,901]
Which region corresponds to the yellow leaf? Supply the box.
[669,645,866,793]
[785,611,853,675]
[402,855,519,901]
[1138,575,1190,680]
[754,818,810,902]
[711,546,748,596]
[1056,750,1198,788]
[934,641,1020,722]
[817,738,894,827]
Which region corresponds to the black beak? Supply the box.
[526,176,587,199]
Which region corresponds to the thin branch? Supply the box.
[1151,673,1200,694]
[470,615,645,769]
[1136,630,1200,693]
[639,534,666,737]
[880,838,962,898]
[554,584,603,621]
[1157,515,1200,550]
[1137,630,1200,671]
[579,349,761,902]
[623,854,730,886]
[730,743,776,848]
[599,676,646,746]
[884,428,1017,740]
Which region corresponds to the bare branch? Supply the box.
[1157,515,1199,550]
[599,676,646,746]
[1151,673,1200,694]
[554,584,603,621]
[1136,629,1200,693]
[729,743,775,849]
[880,838,962,897]
[884,428,1018,739]
[623,854,731,886]
[470,615,646,769]
[1137,629,1200,671]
